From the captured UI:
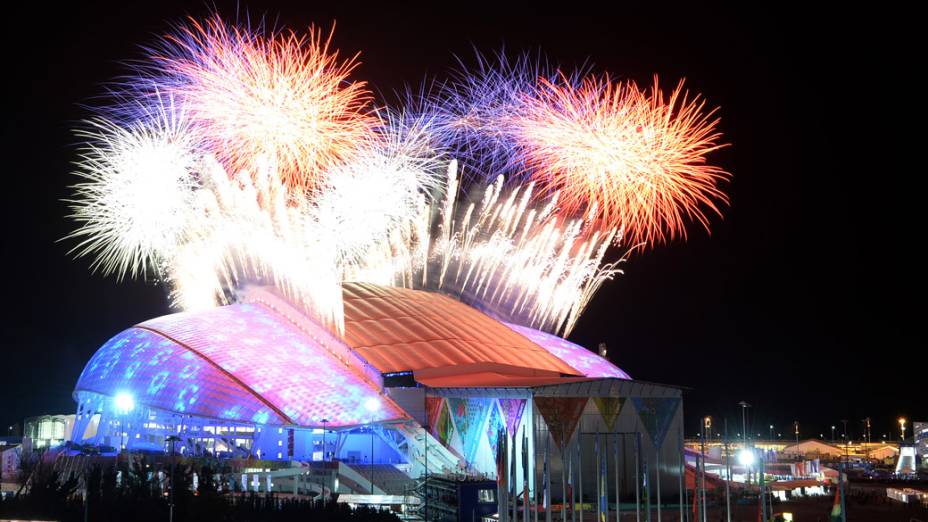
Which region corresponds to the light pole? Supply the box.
[423,423,429,522]
[769,425,774,441]
[704,416,712,444]
[115,392,135,448]
[899,418,906,442]
[794,421,799,444]
[321,418,328,507]
[723,419,731,522]
[738,401,750,446]
[166,435,181,522]
[114,392,135,477]
[364,397,381,495]
[738,401,751,484]
[831,425,836,442]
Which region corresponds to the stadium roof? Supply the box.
[75,283,629,428]
[342,283,581,380]
[75,302,408,428]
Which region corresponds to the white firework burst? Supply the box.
[66,99,201,279]
[315,113,445,271]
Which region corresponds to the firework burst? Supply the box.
[66,13,732,337]
[151,16,375,191]
[403,51,563,180]
[169,154,346,329]
[349,161,625,336]
[313,112,445,270]
[511,74,729,245]
[66,97,200,279]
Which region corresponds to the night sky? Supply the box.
[1,3,918,441]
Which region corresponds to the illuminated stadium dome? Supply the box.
[67,282,686,503]
[71,283,630,454]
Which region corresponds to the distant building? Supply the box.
[895,445,917,475]
[867,445,900,461]
[1,444,21,481]
[782,440,844,459]
[22,414,74,452]
[915,422,927,468]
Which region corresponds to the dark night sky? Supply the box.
[1,3,920,440]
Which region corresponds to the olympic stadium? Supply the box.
[67,282,685,508]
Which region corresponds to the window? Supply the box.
[478,488,496,503]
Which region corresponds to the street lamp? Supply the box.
[769,425,774,441]
[738,401,751,445]
[113,392,135,460]
[737,448,755,467]
[115,392,135,414]
[704,416,712,443]
[364,397,381,495]
[831,425,836,442]
[794,421,799,444]
[899,418,906,441]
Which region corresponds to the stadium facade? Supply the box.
[69,283,685,502]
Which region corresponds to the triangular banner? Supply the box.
[499,398,527,436]
[486,401,504,454]
[448,398,469,435]
[593,397,624,431]
[425,396,443,429]
[631,397,680,449]
[534,397,589,451]
[435,401,454,447]
[462,398,493,463]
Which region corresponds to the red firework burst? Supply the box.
[157,16,376,191]
[511,74,729,245]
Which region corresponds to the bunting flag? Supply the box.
[578,433,584,522]
[460,398,493,463]
[511,432,518,521]
[614,435,621,522]
[642,457,651,522]
[448,398,470,435]
[830,472,845,522]
[497,427,508,522]
[500,398,528,436]
[566,445,573,521]
[522,426,530,522]
[594,433,600,521]
[631,397,680,449]
[596,432,609,522]
[425,396,443,429]
[692,479,699,522]
[535,397,589,450]
[435,401,453,447]
[599,433,608,522]
[541,430,551,508]
[487,401,504,454]
[593,397,624,432]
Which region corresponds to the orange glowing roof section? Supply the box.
[342,282,581,379]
